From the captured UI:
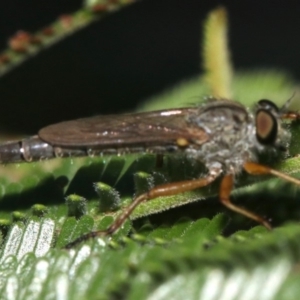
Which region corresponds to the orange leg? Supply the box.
[219,174,272,229]
[281,112,300,120]
[231,161,300,229]
[244,161,300,186]
[64,168,221,248]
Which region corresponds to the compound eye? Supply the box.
[257,99,279,112]
[256,109,278,145]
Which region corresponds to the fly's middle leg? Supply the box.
[219,161,300,230]
[219,174,272,229]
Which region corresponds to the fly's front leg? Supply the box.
[64,167,222,249]
[244,161,300,187]
[281,112,300,120]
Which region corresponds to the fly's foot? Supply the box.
[64,230,109,249]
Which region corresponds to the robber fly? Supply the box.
[0,97,299,248]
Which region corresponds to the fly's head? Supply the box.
[255,99,291,153]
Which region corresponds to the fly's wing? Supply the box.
[38,108,208,148]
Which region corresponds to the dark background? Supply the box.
[0,0,299,134]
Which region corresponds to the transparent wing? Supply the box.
[38,108,208,148]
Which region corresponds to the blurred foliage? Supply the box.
[0,3,300,300]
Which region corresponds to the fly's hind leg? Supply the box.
[64,167,222,249]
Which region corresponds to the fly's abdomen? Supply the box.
[21,136,55,162]
[0,136,56,163]
[0,136,97,163]
[0,140,24,163]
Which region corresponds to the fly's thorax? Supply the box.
[183,99,292,175]
[185,99,258,174]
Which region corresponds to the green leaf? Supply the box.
[1,5,300,300]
